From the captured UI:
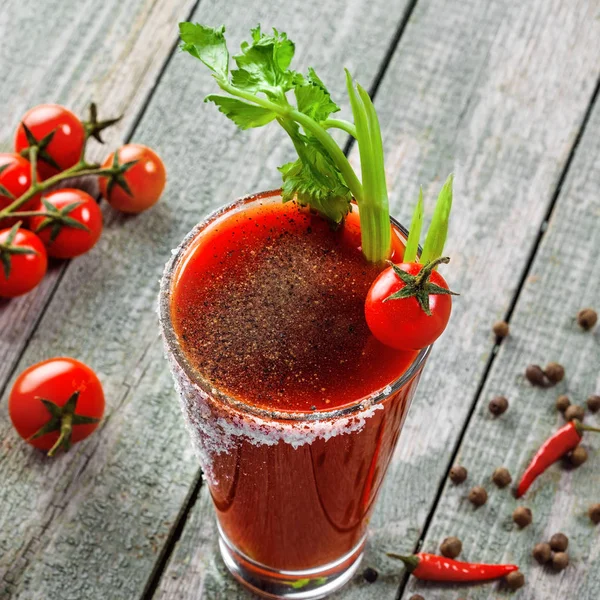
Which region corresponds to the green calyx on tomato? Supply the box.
[102,150,139,200]
[27,391,101,457]
[384,256,458,316]
[99,145,166,214]
[17,121,62,172]
[0,222,37,278]
[83,102,123,144]
[34,196,90,242]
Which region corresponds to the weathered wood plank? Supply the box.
[401,92,600,599]
[155,0,600,598]
[0,0,196,389]
[0,0,418,598]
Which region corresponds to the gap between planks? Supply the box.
[395,71,600,600]
[142,0,422,595]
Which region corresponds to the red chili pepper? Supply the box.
[387,552,518,582]
[516,419,600,498]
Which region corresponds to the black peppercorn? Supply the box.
[440,536,462,558]
[449,465,467,484]
[577,308,597,330]
[525,364,547,386]
[492,467,512,488]
[468,486,487,507]
[489,396,509,416]
[544,362,565,384]
[532,542,552,564]
[556,394,570,412]
[492,320,509,338]
[549,533,569,552]
[513,506,532,528]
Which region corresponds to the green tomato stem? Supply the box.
[0,165,114,220]
[29,146,38,187]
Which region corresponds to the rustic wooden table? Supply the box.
[1,0,599,598]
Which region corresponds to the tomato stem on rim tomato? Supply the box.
[365,259,456,350]
[384,256,458,316]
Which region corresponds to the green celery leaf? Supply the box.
[421,174,453,265]
[205,95,276,129]
[294,68,340,122]
[278,128,351,224]
[179,23,229,79]
[231,26,296,98]
[279,155,351,224]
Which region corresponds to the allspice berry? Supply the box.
[532,542,552,564]
[513,506,532,528]
[505,570,525,590]
[440,536,462,559]
[577,308,598,331]
[492,467,512,488]
[556,394,571,412]
[544,362,565,384]
[493,320,510,339]
[589,503,600,524]
[587,395,600,413]
[525,364,547,386]
[564,404,585,422]
[363,567,378,583]
[449,465,467,485]
[468,486,488,507]
[551,552,569,571]
[549,533,569,552]
[570,446,588,467]
[489,396,509,416]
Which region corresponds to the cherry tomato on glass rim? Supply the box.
[14,104,85,180]
[0,153,39,227]
[9,357,105,456]
[0,224,47,298]
[99,144,166,213]
[29,189,103,258]
[365,257,456,351]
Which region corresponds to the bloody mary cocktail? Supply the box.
[159,190,430,598]
[166,20,456,599]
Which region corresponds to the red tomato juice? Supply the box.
[168,191,424,573]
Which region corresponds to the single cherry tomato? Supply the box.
[29,189,103,258]
[0,153,39,227]
[14,104,85,180]
[8,357,105,456]
[0,224,47,297]
[99,144,166,213]
[365,257,455,350]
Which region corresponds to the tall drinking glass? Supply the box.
[159,190,430,599]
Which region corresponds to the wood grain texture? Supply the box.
[155,0,600,598]
[402,89,600,600]
[0,0,196,390]
[0,0,416,598]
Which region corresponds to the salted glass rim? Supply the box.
[159,189,431,422]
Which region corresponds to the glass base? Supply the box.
[218,526,365,599]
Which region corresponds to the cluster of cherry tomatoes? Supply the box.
[0,103,166,298]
